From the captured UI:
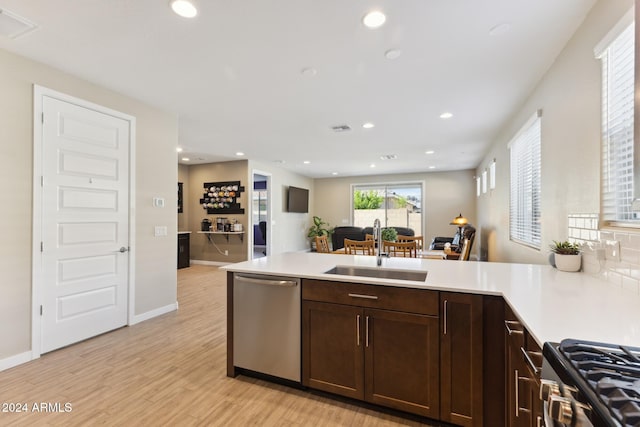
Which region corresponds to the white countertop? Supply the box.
[222,252,640,348]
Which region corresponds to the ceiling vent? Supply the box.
[0,9,38,39]
[331,124,351,133]
[380,154,398,160]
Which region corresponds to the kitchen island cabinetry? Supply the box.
[505,304,543,427]
[302,279,440,418]
[439,292,484,427]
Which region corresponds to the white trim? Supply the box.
[251,169,272,258]
[507,109,543,149]
[0,351,32,372]
[130,302,178,325]
[190,259,233,266]
[594,7,634,58]
[31,85,136,359]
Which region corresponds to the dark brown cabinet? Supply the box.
[302,279,440,418]
[439,292,484,427]
[505,304,543,427]
[177,233,190,269]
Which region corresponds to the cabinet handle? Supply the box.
[521,346,542,376]
[514,369,519,418]
[365,316,370,347]
[517,375,532,414]
[356,315,361,346]
[537,415,543,427]
[505,320,524,336]
[348,293,378,300]
[443,300,448,335]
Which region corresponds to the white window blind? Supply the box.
[599,21,635,222]
[509,112,542,249]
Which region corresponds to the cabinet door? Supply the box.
[364,308,440,418]
[505,315,530,427]
[302,301,364,400]
[440,292,483,427]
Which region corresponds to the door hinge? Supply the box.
[40,305,43,316]
[41,176,44,187]
[41,112,44,123]
[40,241,43,252]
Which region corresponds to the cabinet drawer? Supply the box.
[302,279,438,315]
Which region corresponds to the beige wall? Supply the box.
[249,160,315,254]
[187,161,249,264]
[475,0,632,264]
[313,170,477,253]
[0,48,178,360]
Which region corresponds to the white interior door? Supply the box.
[39,94,130,353]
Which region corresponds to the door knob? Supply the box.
[118,247,129,253]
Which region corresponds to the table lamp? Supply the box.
[449,213,468,250]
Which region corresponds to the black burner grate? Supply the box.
[559,339,640,427]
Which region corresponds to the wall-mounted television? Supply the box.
[287,186,309,213]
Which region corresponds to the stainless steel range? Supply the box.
[542,339,640,426]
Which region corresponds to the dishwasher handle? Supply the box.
[235,275,298,287]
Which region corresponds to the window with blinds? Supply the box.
[599,21,635,222]
[509,112,542,249]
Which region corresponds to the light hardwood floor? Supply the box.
[0,265,437,426]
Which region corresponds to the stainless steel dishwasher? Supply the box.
[233,273,301,382]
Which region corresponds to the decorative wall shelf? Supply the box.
[200,180,245,214]
[197,231,245,242]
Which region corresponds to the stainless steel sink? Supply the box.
[324,265,428,282]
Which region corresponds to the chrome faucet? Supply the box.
[373,218,382,266]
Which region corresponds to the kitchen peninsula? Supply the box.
[223,253,640,426]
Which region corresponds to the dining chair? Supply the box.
[397,235,423,251]
[315,235,331,253]
[458,238,471,261]
[344,238,375,255]
[384,240,418,258]
[365,233,375,241]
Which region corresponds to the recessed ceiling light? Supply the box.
[331,172,339,176]
[428,165,436,169]
[235,152,245,156]
[384,49,401,60]
[170,0,198,18]
[301,67,317,77]
[182,157,190,161]
[425,150,435,155]
[176,147,183,153]
[440,112,453,119]
[362,122,375,129]
[489,22,511,36]
[303,160,311,164]
[363,11,386,29]
[370,164,376,168]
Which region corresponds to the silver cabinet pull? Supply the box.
[365,316,370,347]
[505,320,524,335]
[235,275,297,287]
[443,300,448,335]
[348,293,378,300]
[521,346,542,375]
[515,369,519,418]
[356,315,361,346]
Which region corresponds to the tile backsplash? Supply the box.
[569,213,640,294]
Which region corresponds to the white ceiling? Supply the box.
[0,0,596,178]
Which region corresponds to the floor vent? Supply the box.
[0,8,38,39]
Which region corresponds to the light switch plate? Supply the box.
[154,226,168,237]
[604,240,620,261]
[153,197,165,208]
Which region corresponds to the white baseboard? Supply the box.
[130,302,178,325]
[0,351,33,372]
[190,259,231,267]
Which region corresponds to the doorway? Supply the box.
[252,172,270,259]
[32,86,135,356]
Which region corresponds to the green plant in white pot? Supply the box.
[549,240,582,272]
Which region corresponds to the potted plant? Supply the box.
[549,240,582,272]
[307,216,333,251]
[381,227,398,242]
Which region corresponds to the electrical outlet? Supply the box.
[224,250,229,256]
[596,248,606,261]
[605,240,620,261]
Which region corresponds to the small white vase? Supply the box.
[554,253,581,272]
